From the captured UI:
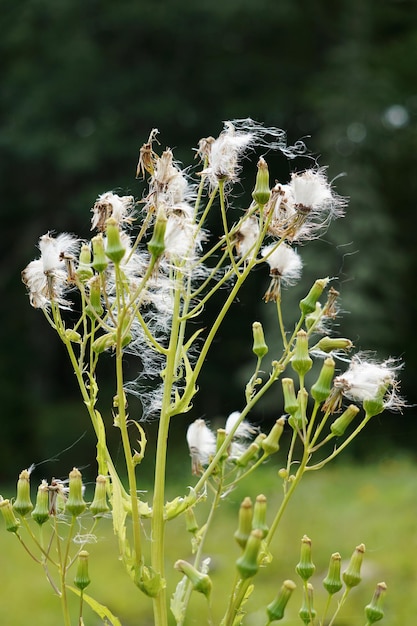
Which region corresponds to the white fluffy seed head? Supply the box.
[164,213,198,262]
[91,192,135,231]
[334,354,404,410]
[234,216,260,260]
[22,233,80,309]
[225,411,257,440]
[186,419,216,474]
[261,242,303,285]
[290,169,334,209]
[200,119,305,189]
[38,233,79,273]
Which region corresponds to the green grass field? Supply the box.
[1,456,416,625]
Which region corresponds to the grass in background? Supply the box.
[1,456,416,625]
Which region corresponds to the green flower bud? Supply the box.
[252,321,268,359]
[311,357,335,403]
[330,404,360,437]
[0,498,20,533]
[296,535,315,581]
[363,383,389,418]
[86,275,104,318]
[311,337,353,354]
[76,244,93,283]
[252,494,268,538]
[299,583,317,625]
[174,560,212,598]
[65,468,86,518]
[134,564,165,597]
[305,303,322,331]
[300,278,329,316]
[288,389,308,430]
[261,417,285,455]
[216,428,229,463]
[89,475,109,517]
[91,234,108,273]
[252,157,271,207]
[236,528,263,579]
[105,217,126,264]
[185,507,199,534]
[278,467,289,480]
[74,550,91,590]
[235,442,260,468]
[291,330,313,376]
[343,543,365,589]
[31,480,50,526]
[164,490,197,521]
[266,579,296,622]
[92,332,117,354]
[323,552,343,595]
[282,378,298,416]
[120,316,132,348]
[365,581,387,624]
[148,207,167,260]
[234,497,253,549]
[254,432,267,448]
[64,328,82,343]
[13,469,33,517]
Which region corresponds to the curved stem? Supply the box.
[306,413,372,471]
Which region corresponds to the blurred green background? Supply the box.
[1,0,417,482]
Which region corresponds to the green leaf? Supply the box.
[129,420,147,465]
[67,586,122,626]
[183,327,205,352]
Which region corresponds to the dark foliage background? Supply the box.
[1,0,416,481]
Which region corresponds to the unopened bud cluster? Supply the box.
[0,469,110,530]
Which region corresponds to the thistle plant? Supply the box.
[2,119,404,625]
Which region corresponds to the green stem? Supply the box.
[265,444,310,550]
[178,475,224,626]
[114,267,142,568]
[276,296,288,349]
[54,517,72,626]
[308,404,331,449]
[327,587,350,626]
[306,413,373,471]
[151,274,183,626]
[78,590,85,626]
[181,261,257,413]
[218,179,239,273]
[54,312,128,501]
[193,362,282,495]
[231,452,269,487]
[15,531,42,564]
[223,578,251,626]
[62,517,76,576]
[320,592,334,626]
